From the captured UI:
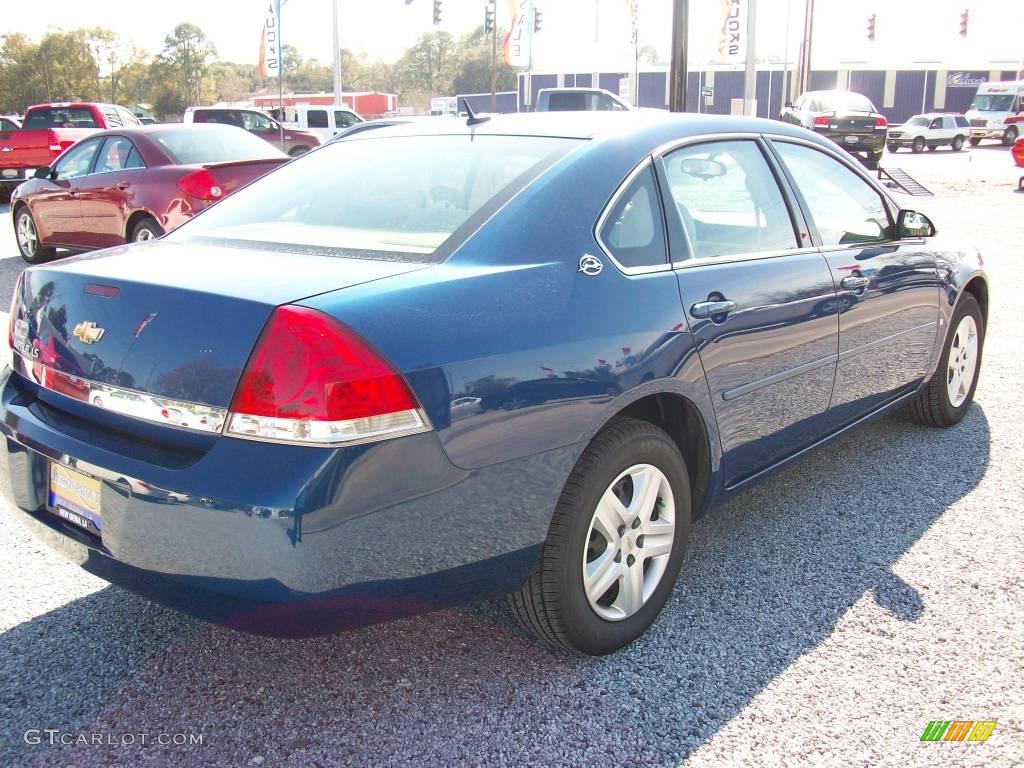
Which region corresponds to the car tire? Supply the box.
[866,151,882,170]
[508,418,691,655]
[1002,126,1019,147]
[14,205,57,264]
[968,137,982,147]
[912,136,925,153]
[887,143,899,153]
[288,146,311,157]
[908,293,984,428]
[952,135,965,151]
[131,217,164,242]
[927,145,937,151]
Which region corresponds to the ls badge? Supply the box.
[579,254,603,276]
[73,321,105,344]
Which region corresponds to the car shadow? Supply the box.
[1,404,991,767]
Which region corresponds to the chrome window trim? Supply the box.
[12,352,227,435]
[593,157,674,277]
[671,245,825,270]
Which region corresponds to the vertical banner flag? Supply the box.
[258,0,282,78]
[503,0,535,67]
[718,0,746,61]
[626,0,639,45]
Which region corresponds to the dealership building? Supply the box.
[516,65,1023,122]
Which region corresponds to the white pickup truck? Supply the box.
[281,105,365,143]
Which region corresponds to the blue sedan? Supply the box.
[0,112,987,655]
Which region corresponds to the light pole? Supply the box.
[743,0,758,116]
[332,0,342,105]
[668,0,688,111]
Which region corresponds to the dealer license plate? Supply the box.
[844,135,860,144]
[48,462,102,535]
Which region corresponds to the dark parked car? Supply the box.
[184,107,321,156]
[11,124,287,262]
[1,112,987,655]
[779,90,889,167]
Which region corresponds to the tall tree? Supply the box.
[159,23,216,109]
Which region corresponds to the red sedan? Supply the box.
[1013,137,1024,167]
[12,124,288,263]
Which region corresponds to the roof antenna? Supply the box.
[462,97,491,127]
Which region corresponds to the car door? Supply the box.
[29,137,104,247]
[659,137,839,487]
[77,136,148,248]
[769,139,940,427]
[334,110,361,136]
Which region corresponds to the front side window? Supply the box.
[172,134,579,263]
[242,111,275,132]
[774,141,892,246]
[53,138,102,180]
[662,140,797,260]
[599,167,667,269]
[335,110,360,128]
[307,110,329,128]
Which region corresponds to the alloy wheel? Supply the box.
[16,212,37,256]
[582,463,675,621]
[947,315,979,408]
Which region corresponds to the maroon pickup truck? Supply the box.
[0,103,141,196]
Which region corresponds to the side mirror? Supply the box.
[33,166,52,179]
[784,101,794,109]
[898,210,936,238]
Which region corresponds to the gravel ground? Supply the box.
[0,149,1022,767]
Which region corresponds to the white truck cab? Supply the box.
[282,105,365,143]
[965,80,1024,146]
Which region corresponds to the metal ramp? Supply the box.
[877,167,933,196]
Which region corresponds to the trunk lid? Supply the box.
[822,111,878,132]
[12,240,430,409]
[201,158,289,197]
[0,128,92,170]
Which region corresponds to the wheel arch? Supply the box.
[589,390,715,520]
[962,274,989,327]
[124,209,162,241]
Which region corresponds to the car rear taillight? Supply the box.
[177,169,224,202]
[813,115,830,127]
[875,116,888,127]
[226,305,429,445]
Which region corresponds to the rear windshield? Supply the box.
[172,134,580,263]
[150,127,285,164]
[24,107,98,129]
[819,93,875,113]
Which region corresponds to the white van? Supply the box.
[965,80,1024,146]
[282,105,365,143]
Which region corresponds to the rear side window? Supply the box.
[774,142,892,246]
[173,134,580,264]
[96,136,138,172]
[955,115,969,128]
[335,110,361,128]
[546,92,587,111]
[307,110,329,128]
[24,107,99,129]
[599,167,667,269]
[662,140,797,260]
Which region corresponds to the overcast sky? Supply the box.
[11,0,1024,74]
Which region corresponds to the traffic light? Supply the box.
[959,8,969,37]
[534,7,543,33]
[433,0,442,25]
[866,13,876,41]
[484,2,495,35]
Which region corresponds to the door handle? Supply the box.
[690,300,736,319]
[116,181,131,190]
[840,276,870,290]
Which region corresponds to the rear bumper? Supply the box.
[969,128,1005,139]
[816,130,886,154]
[0,366,567,636]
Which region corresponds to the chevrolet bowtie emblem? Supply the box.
[73,321,105,344]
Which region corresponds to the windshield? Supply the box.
[818,93,874,112]
[906,117,929,127]
[24,107,98,129]
[150,127,285,164]
[970,94,1015,112]
[171,133,580,263]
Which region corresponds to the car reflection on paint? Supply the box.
[479,376,620,412]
